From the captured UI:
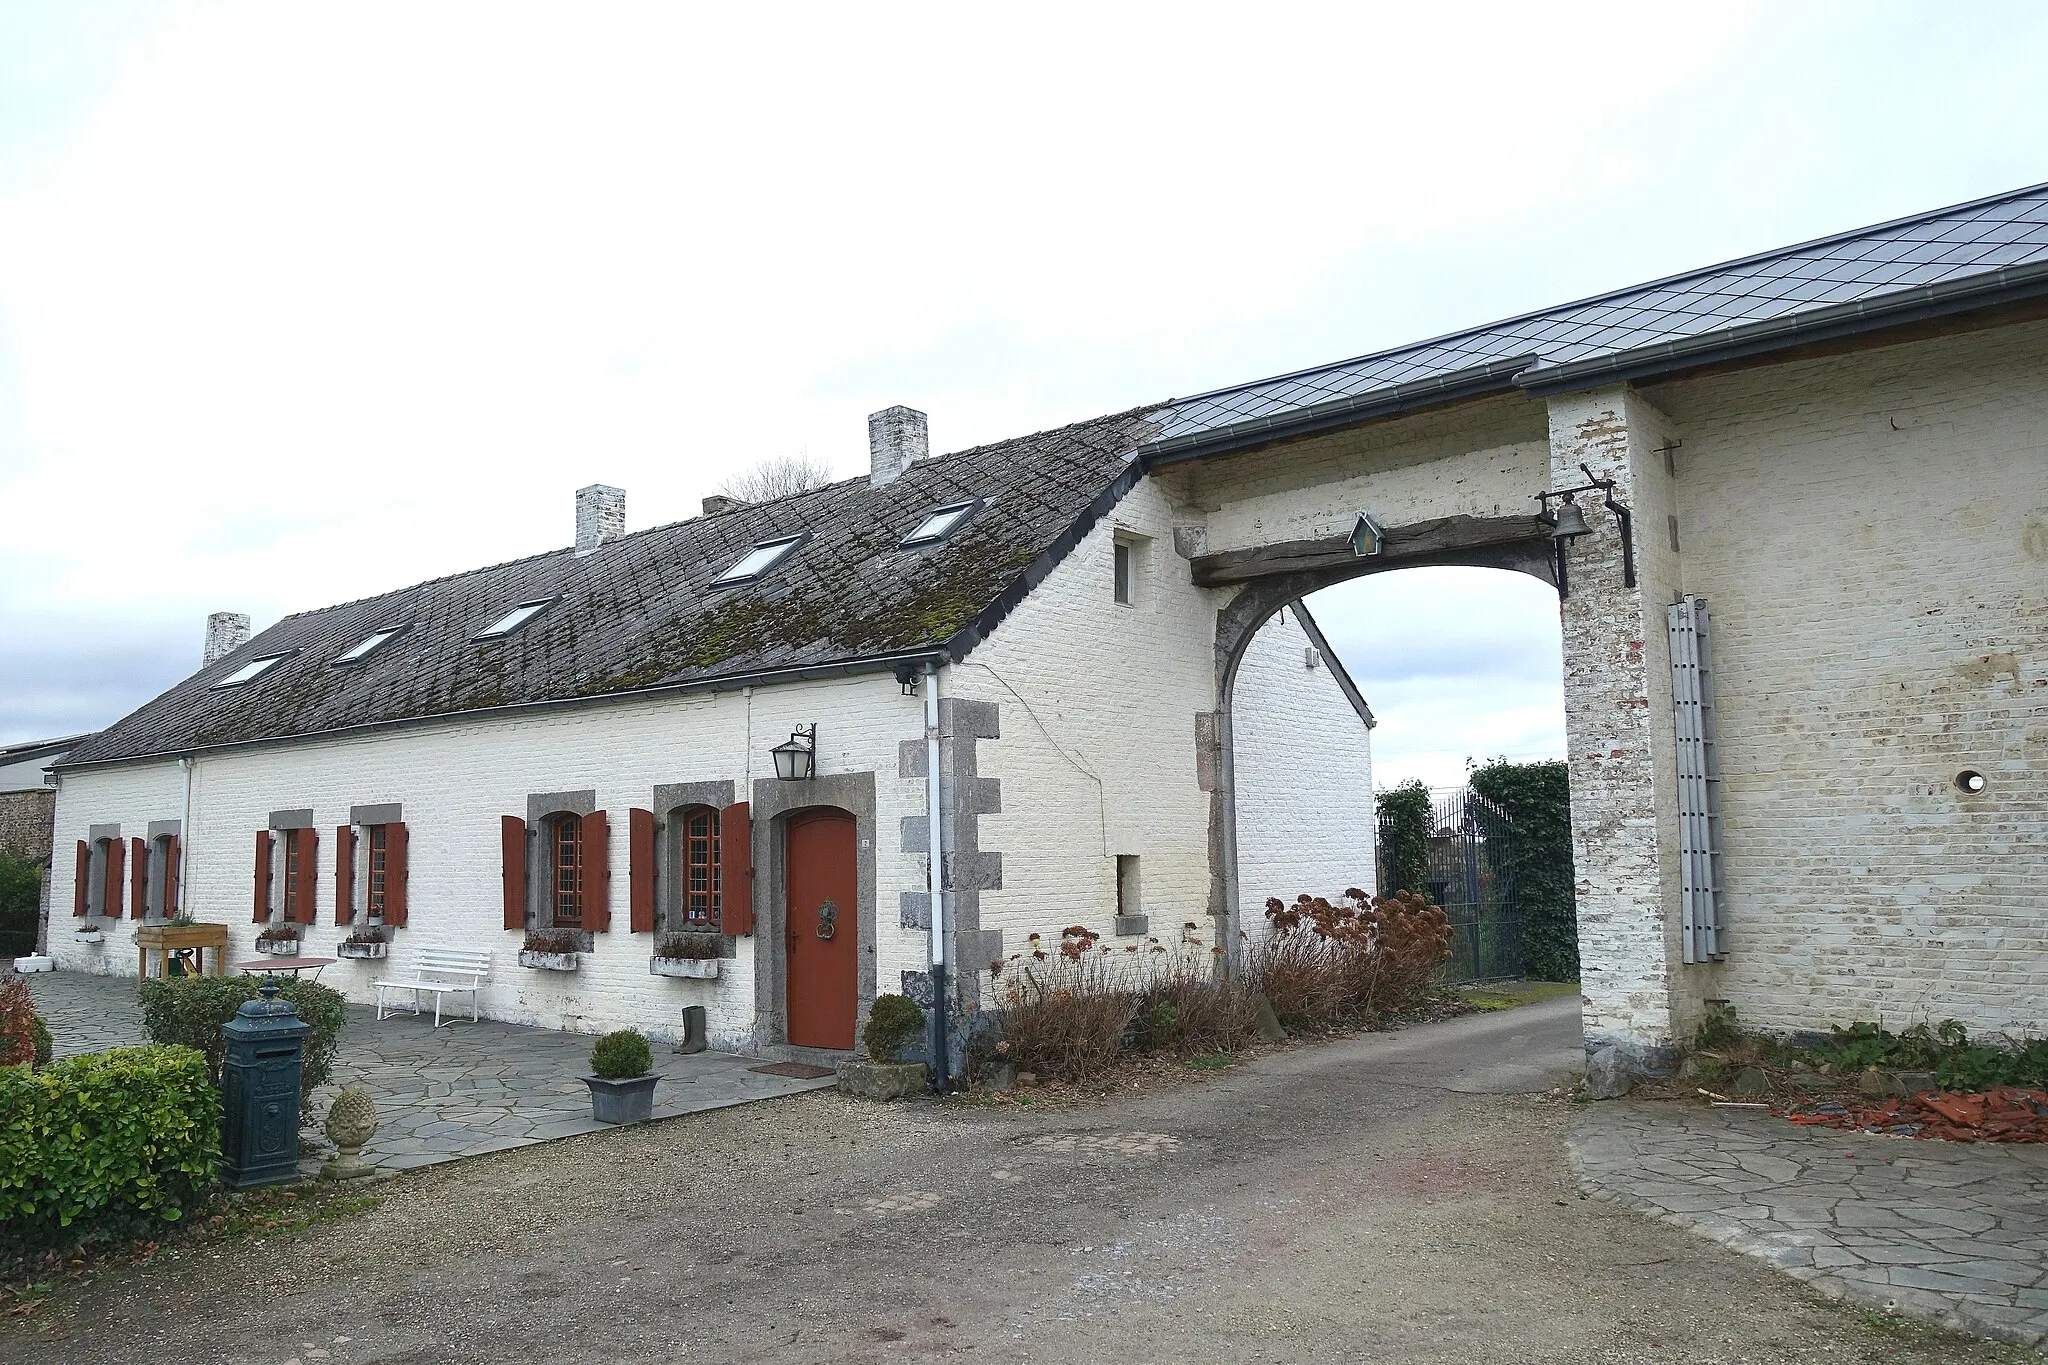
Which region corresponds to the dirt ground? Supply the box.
[5,999,2030,1365]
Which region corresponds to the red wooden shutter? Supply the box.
[334,825,356,925]
[291,827,319,924]
[253,830,272,921]
[719,801,753,935]
[164,834,180,916]
[73,840,89,917]
[628,808,656,933]
[130,838,148,918]
[501,816,527,931]
[105,838,125,918]
[581,809,611,931]
[384,821,409,927]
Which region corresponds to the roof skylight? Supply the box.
[712,535,805,586]
[212,655,289,689]
[473,600,552,640]
[900,500,979,548]
[333,626,406,666]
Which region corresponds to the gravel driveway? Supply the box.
[10,999,2027,1364]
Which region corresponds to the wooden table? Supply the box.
[136,922,230,983]
[231,955,338,981]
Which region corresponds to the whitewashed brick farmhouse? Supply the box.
[45,406,1375,1068]
[46,181,2048,1083]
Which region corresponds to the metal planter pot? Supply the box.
[583,1073,661,1125]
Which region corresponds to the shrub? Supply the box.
[32,1015,53,1068]
[137,976,347,1108]
[978,932,1141,1083]
[1244,889,1452,1031]
[0,1045,218,1263]
[0,851,40,958]
[1469,758,1578,981]
[1375,780,1432,896]
[863,994,926,1062]
[590,1029,652,1079]
[0,978,37,1067]
[1128,948,1253,1055]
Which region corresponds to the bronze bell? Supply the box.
[1549,496,1592,539]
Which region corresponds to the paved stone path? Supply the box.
[24,971,836,1172]
[1573,1099,2048,1348]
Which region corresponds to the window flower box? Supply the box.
[254,936,302,957]
[73,925,104,944]
[336,939,389,960]
[650,956,719,980]
[518,950,580,972]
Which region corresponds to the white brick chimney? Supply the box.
[204,612,251,666]
[868,406,929,487]
[575,484,625,555]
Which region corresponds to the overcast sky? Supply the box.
[4,3,2045,789]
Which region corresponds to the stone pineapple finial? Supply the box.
[322,1084,379,1180]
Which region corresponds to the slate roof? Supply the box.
[1153,181,2048,448]
[65,409,1161,766]
[65,182,2048,768]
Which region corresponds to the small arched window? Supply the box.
[551,814,584,927]
[680,805,721,928]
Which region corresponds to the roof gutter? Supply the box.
[1141,355,1539,467]
[51,647,951,775]
[1515,258,2048,396]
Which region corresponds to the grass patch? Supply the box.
[1461,980,1581,1011]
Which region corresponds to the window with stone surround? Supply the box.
[680,805,721,929]
[550,814,584,927]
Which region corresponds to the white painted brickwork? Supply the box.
[1654,320,2048,1040]
[1172,393,1550,556]
[1232,607,1374,932]
[949,479,1221,962]
[49,675,934,1051]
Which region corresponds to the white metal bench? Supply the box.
[373,945,490,1027]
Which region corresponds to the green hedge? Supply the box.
[137,976,347,1107]
[1470,758,1578,981]
[0,1045,219,1261]
[1375,780,1432,896]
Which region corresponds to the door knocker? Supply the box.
[816,899,839,941]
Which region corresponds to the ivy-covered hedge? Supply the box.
[1469,758,1578,981]
[0,1045,219,1261]
[1375,779,1432,897]
[138,976,347,1106]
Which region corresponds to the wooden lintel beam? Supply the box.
[1190,514,1549,587]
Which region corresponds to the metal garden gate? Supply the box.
[1378,785,1525,982]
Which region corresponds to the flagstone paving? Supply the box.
[23,970,836,1173]
[1572,1100,2048,1349]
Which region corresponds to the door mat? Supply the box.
[751,1061,838,1080]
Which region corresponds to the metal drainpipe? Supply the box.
[179,755,194,913]
[924,661,950,1091]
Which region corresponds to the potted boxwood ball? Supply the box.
[584,1028,660,1124]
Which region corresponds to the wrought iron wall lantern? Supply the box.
[1535,463,1635,599]
[771,724,817,782]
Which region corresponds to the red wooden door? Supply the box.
[784,809,857,1050]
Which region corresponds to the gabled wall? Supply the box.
[1231,606,1375,928]
[1648,317,2048,1038]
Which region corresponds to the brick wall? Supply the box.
[1232,606,1375,930]
[48,677,935,1051]
[0,789,54,863]
[1651,318,2048,1038]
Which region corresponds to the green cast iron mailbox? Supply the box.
[219,982,311,1189]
